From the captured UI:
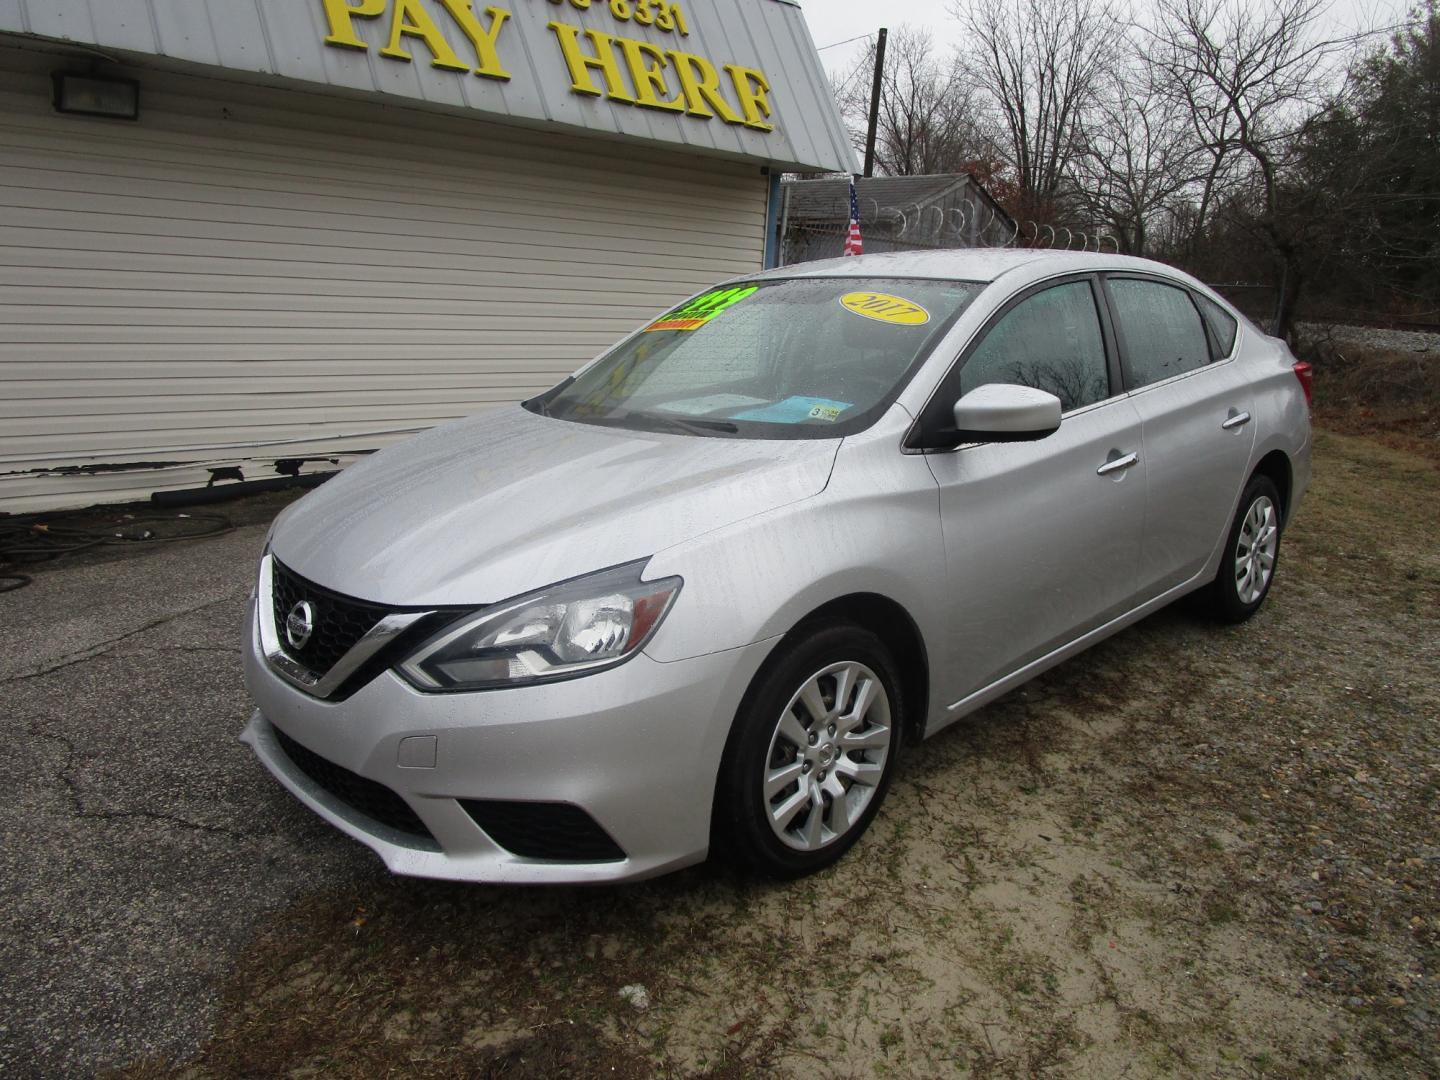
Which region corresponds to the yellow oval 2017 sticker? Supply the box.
[839,292,931,325]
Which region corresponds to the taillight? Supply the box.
[1293,361,1313,409]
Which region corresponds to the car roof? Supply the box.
[751,248,1188,286]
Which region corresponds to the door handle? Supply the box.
[1222,411,1252,430]
[1096,451,1139,476]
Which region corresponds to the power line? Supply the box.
[817,33,875,52]
[1343,20,1417,41]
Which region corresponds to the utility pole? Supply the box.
[862,27,887,178]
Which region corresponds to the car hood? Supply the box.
[269,406,841,607]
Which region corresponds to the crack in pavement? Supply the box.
[2,594,243,686]
[112,645,243,657]
[23,718,272,842]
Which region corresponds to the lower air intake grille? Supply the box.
[461,800,625,862]
[273,727,439,850]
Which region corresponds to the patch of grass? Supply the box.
[1297,332,1440,460]
[110,871,794,1079]
[1204,899,1240,926]
[1287,430,1440,606]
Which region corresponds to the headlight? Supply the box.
[398,561,682,692]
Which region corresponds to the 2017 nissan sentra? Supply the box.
[241,249,1312,883]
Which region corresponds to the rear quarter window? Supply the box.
[1196,294,1240,357]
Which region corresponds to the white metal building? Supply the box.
[0,0,854,511]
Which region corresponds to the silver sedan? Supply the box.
[241,249,1312,883]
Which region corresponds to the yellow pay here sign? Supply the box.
[320,0,776,133]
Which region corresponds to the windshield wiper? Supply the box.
[640,413,740,436]
[525,378,572,419]
[551,410,740,436]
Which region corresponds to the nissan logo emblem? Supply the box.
[285,600,315,650]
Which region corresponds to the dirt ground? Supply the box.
[92,426,1432,1080]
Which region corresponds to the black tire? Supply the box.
[1198,474,1284,623]
[713,621,904,879]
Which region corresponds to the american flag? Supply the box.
[843,178,863,256]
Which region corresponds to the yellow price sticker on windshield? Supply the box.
[840,292,930,326]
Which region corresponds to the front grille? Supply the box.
[461,799,626,862]
[271,559,392,677]
[273,727,439,850]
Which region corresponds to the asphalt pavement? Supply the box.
[0,515,381,1076]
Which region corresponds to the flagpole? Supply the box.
[844,177,864,257]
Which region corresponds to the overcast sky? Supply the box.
[799,0,1412,81]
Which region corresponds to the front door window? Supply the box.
[959,281,1110,413]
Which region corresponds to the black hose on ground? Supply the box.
[0,511,235,593]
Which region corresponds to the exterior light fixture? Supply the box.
[52,73,139,120]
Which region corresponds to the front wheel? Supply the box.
[1199,474,1284,623]
[714,623,904,879]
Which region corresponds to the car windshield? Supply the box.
[526,276,983,439]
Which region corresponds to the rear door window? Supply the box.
[1107,278,1212,389]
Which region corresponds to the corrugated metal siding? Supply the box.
[0,0,856,173]
[0,46,769,511]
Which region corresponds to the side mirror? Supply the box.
[951,383,1062,443]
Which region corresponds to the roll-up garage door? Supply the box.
[0,46,769,512]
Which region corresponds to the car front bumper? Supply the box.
[241,595,777,884]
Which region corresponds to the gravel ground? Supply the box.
[1299,323,1440,354]
[1,429,1436,1078]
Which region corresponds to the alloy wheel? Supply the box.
[762,661,892,852]
[1235,494,1279,605]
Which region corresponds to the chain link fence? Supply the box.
[777,177,1018,266]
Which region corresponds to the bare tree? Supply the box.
[950,0,1124,220]
[834,27,990,176]
[1148,0,1352,337]
[1071,57,1207,255]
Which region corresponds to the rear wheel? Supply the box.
[1199,474,1283,622]
[714,623,903,878]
